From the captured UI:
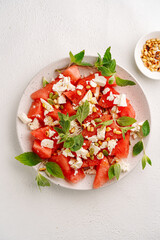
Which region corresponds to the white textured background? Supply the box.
[0,0,160,239]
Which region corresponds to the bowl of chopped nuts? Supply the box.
[134,31,160,80]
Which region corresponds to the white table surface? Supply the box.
[1,0,160,239]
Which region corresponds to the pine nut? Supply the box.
[77,90,82,96]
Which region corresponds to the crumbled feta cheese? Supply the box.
[84,122,90,127]
[100,141,108,149]
[90,80,97,88]
[18,113,32,124]
[44,110,49,116]
[74,170,78,175]
[52,74,75,94]
[131,122,144,133]
[41,139,54,149]
[107,91,115,101]
[103,87,110,95]
[80,90,93,104]
[107,139,118,155]
[93,74,107,86]
[44,116,54,126]
[88,135,98,142]
[76,147,88,159]
[40,98,54,112]
[76,85,84,90]
[62,148,75,158]
[97,153,104,159]
[28,118,40,130]
[69,158,83,169]
[110,106,120,114]
[48,129,55,138]
[94,86,100,98]
[114,94,127,107]
[119,160,130,172]
[90,143,100,155]
[84,168,96,175]
[97,126,106,140]
[58,95,66,104]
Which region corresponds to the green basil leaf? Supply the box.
[117,116,136,126]
[103,149,109,157]
[74,50,85,63]
[15,152,42,166]
[70,134,84,152]
[103,47,111,62]
[76,100,89,124]
[36,173,50,188]
[54,127,65,135]
[42,77,49,87]
[63,137,74,148]
[115,76,136,86]
[114,163,121,180]
[46,162,64,179]
[109,59,116,73]
[98,66,112,77]
[142,120,150,137]
[108,165,115,180]
[96,120,113,127]
[133,141,143,156]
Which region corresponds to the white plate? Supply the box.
[16,56,151,190]
[134,31,160,80]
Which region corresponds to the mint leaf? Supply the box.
[142,154,152,170]
[108,165,115,180]
[114,163,121,180]
[54,127,65,135]
[36,173,50,188]
[94,118,102,123]
[76,100,89,124]
[103,47,111,62]
[103,149,109,157]
[70,134,84,152]
[69,115,77,121]
[58,112,69,121]
[133,141,143,156]
[96,120,113,127]
[142,120,150,137]
[74,50,85,63]
[109,59,116,73]
[97,66,112,77]
[108,163,121,180]
[115,76,136,86]
[69,50,91,66]
[15,152,42,166]
[117,116,136,126]
[46,162,64,179]
[95,53,103,68]
[108,75,115,84]
[42,77,49,87]
[59,120,70,134]
[69,51,75,63]
[63,137,74,148]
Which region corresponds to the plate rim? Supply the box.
[16,56,151,191]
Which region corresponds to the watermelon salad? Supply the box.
[16,48,151,189]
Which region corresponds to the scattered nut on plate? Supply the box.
[141,38,160,72]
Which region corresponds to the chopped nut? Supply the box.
[39,167,46,171]
[54,104,59,109]
[53,99,58,104]
[86,85,91,89]
[87,126,91,131]
[97,152,103,159]
[98,140,102,145]
[86,152,90,158]
[90,127,94,132]
[77,90,82,96]
[106,127,111,132]
[92,107,97,112]
[70,127,75,133]
[82,124,86,129]
[106,137,110,141]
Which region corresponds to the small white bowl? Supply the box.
[134,31,160,80]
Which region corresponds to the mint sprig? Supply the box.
[69,50,92,67]
[36,173,50,188]
[42,77,49,87]
[15,152,42,166]
[76,100,90,125]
